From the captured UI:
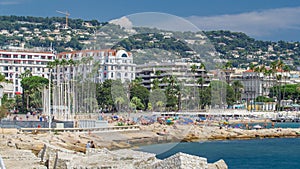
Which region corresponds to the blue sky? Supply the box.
[0,0,300,41]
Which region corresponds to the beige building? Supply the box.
[136,61,209,90]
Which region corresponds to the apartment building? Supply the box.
[0,50,55,97]
[136,61,209,90]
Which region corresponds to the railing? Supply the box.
[19,125,140,133]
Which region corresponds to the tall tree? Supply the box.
[231,80,243,103]
[21,76,49,111]
[165,75,180,111]
[96,79,114,112]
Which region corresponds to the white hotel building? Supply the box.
[0,50,55,97]
[56,49,136,83]
[0,49,135,99]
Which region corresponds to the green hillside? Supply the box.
[0,15,299,69]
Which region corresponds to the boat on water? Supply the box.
[271,116,300,123]
[253,124,262,129]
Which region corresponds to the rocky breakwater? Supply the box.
[38,143,227,169]
[178,126,300,142]
[0,128,227,169]
[140,124,300,142]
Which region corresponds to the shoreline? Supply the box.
[0,123,299,168]
[1,122,300,149]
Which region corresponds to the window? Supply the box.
[15,87,18,92]
[21,55,25,58]
[28,55,32,59]
[104,66,107,70]
[111,66,114,70]
[16,67,18,71]
[13,55,18,58]
[104,73,107,78]
[37,67,40,71]
[111,72,114,78]
[3,54,10,58]
[4,66,8,71]
[15,79,18,85]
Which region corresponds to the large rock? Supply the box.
[0,148,46,169]
[208,159,228,169]
[151,152,208,169]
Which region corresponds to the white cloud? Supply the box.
[186,7,300,37]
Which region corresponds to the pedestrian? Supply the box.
[90,141,95,148]
[26,112,30,120]
[272,122,275,128]
[86,141,91,148]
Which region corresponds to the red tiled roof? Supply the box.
[245,69,254,72]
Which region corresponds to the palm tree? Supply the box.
[190,64,197,109]
[296,85,300,104]
[197,77,204,109]
[224,61,233,70]
[165,75,180,111]
[19,70,33,113]
[232,80,243,103]
[115,97,125,112]
[282,65,290,102]
[249,63,256,71]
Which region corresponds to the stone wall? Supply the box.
[0,120,74,128]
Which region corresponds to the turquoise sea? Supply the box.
[138,138,300,169]
[234,122,300,129]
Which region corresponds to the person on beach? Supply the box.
[245,123,249,130]
[86,141,91,148]
[26,112,30,120]
[264,123,267,129]
[90,141,95,148]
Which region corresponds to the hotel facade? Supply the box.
[56,49,136,83]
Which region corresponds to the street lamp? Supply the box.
[48,71,52,130]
